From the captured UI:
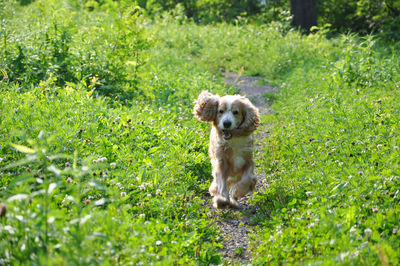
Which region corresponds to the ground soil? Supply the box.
[210,72,275,264]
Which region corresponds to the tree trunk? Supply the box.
[290,0,317,32]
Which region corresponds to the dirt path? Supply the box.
[215,72,275,264]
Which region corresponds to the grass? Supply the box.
[1,0,399,264]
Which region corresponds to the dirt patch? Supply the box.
[224,72,275,114]
[213,72,274,264]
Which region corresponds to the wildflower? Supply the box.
[393,228,398,234]
[372,207,378,213]
[139,213,145,219]
[171,240,177,244]
[73,181,77,185]
[269,235,276,242]
[131,126,135,130]
[310,98,314,103]
[156,189,162,196]
[358,171,363,175]
[110,162,116,169]
[394,146,399,151]
[14,108,18,113]
[338,162,344,166]
[364,228,372,238]
[65,161,70,167]
[120,192,127,197]
[66,177,72,183]
[99,157,107,163]
[147,194,152,198]
[85,199,90,205]
[0,203,6,218]
[139,185,146,191]
[305,191,313,197]
[282,125,286,129]
[129,157,133,163]
[349,226,357,234]
[93,159,99,164]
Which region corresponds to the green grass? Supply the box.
[1,0,399,264]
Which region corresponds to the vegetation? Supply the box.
[1,0,399,264]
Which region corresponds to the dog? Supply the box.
[194,91,260,209]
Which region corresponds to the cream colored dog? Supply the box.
[194,91,260,209]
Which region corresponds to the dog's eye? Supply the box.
[219,110,224,114]
[233,110,239,115]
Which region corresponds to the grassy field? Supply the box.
[1,0,399,264]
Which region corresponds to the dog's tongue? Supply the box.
[223,130,232,140]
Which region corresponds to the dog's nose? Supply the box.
[223,120,232,129]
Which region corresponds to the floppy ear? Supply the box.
[239,97,260,132]
[194,91,219,122]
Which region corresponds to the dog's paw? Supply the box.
[229,198,241,209]
[213,195,230,209]
[209,182,217,196]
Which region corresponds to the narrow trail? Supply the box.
[214,72,275,264]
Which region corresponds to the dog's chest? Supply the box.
[226,137,251,172]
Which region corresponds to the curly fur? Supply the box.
[194,91,219,122]
[194,91,260,209]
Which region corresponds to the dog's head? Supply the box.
[194,91,260,138]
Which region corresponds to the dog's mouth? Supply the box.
[222,130,232,140]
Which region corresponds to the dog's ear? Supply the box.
[194,91,219,122]
[239,97,260,132]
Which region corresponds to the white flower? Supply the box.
[305,191,313,197]
[349,226,357,234]
[171,240,177,244]
[139,185,146,191]
[120,192,127,197]
[269,235,276,242]
[155,240,162,246]
[93,159,99,164]
[110,162,116,169]
[147,194,152,198]
[393,228,398,234]
[364,228,372,238]
[156,189,162,196]
[139,213,145,219]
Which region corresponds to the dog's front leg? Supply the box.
[232,163,256,200]
[212,166,230,209]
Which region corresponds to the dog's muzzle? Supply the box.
[222,130,232,140]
